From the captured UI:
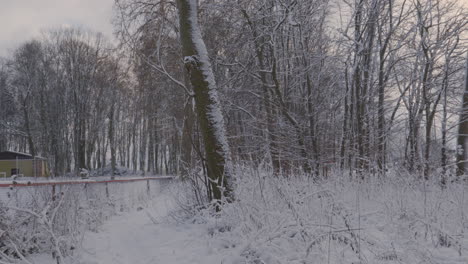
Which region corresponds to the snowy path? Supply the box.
[68,196,226,264]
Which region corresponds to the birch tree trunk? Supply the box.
[109,103,116,179]
[176,0,233,201]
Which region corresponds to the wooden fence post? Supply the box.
[52,184,56,201]
[146,180,150,196]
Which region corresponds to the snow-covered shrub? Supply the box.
[0,179,165,264]
[171,166,468,263]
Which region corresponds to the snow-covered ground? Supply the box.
[30,188,231,264]
[5,169,468,264]
[0,177,173,264]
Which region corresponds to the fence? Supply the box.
[0,176,173,204]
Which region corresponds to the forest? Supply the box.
[1,0,467,187]
[1,0,468,263]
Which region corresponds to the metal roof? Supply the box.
[0,151,46,160]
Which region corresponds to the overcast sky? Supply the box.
[1,0,467,58]
[0,0,115,57]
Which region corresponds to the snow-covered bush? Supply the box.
[0,179,165,264]
[171,166,468,263]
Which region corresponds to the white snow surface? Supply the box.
[30,187,230,264]
[73,206,221,264]
[19,169,468,264]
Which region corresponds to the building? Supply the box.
[0,151,49,178]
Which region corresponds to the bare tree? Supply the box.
[456,54,468,177]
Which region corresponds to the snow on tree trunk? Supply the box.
[176,0,233,202]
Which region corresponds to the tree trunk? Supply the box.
[22,102,35,158]
[139,119,147,174]
[441,72,448,185]
[456,54,468,177]
[109,104,116,178]
[240,9,280,174]
[180,80,195,179]
[176,0,233,202]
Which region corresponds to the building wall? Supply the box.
[0,160,48,177]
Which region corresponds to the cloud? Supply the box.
[0,0,115,57]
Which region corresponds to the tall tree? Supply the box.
[456,54,468,177]
[176,0,233,201]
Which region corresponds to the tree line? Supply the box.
[0,0,467,200]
